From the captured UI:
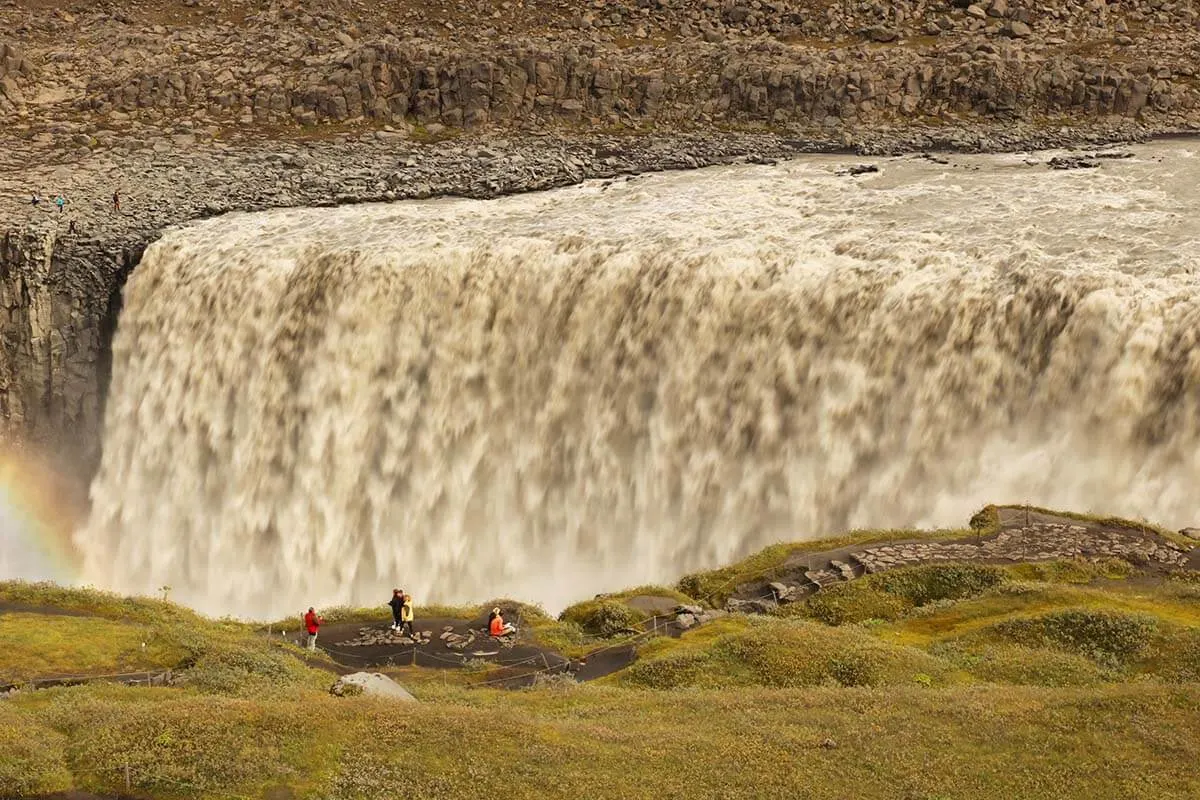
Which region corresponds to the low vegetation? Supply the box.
[5,681,1199,799]
[620,616,952,689]
[558,584,694,637]
[791,563,1007,625]
[0,505,1196,799]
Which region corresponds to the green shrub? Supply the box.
[0,708,71,797]
[623,620,949,689]
[1007,559,1133,584]
[962,644,1110,687]
[873,564,1006,607]
[32,690,334,796]
[1145,628,1200,683]
[559,599,646,637]
[790,564,1006,626]
[970,504,1001,535]
[0,580,202,628]
[182,639,323,695]
[799,584,910,625]
[1164,574,1200,603]
[622,650,714,689]
[675,542,801,607]
[989,609,1157,666]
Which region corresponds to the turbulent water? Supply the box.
[78,143,1200,619]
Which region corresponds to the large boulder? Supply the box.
[331,672,417,701]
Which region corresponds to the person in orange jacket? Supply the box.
[489,607,516,637]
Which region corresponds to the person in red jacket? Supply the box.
[304,607,322,651]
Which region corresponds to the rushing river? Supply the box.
[72,142,1200,618]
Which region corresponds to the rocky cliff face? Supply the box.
[4,0,1200,143]
[0,227,134,478]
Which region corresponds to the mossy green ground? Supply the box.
[1,507,1197,799]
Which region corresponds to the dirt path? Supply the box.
[0,601,98,618]
[301,605,693,687]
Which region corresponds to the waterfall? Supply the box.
[77,146,1200,618]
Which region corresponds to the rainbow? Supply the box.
[0,445,84,584]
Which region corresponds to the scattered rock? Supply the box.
[1181,528,1200,540]
[1048,155,1100,170]
[1007,21,1032,38]
[837,164,880,176]
[726,596,778,614]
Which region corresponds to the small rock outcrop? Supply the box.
[330,672,417,702]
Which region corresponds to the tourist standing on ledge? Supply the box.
[388,588,404,631]
[54,194,66,213]
[399,591,415,637]
[304,607,322,651]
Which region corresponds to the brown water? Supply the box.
[75,144,1200,618]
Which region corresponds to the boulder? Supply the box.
[1181,528,1200,540]
[1048,155,1099,170]
[1008,21,1032,38]
[769,581,798,602]
[726,596,778,614]
[331,672,417,701]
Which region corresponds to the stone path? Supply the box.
[728,510,1196,612]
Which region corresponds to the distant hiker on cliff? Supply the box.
[489,608,516,637]
[399,591,415,638]
[30,192,40,208]
[112,190,120,213]
[388,588,404,632]
[54,195,65,213]
[304,607,322,650]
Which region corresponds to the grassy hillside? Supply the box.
[1,510,1197,799]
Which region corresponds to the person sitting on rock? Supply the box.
[388,588,404,632]
[30,192,40,207]
[304,607,322,651]
[489,608,516,637]
[399,591,415,638]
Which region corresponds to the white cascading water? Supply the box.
[77,144,1200,619]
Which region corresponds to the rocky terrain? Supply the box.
[3,0,1200,488]
[4,0,1200,141]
